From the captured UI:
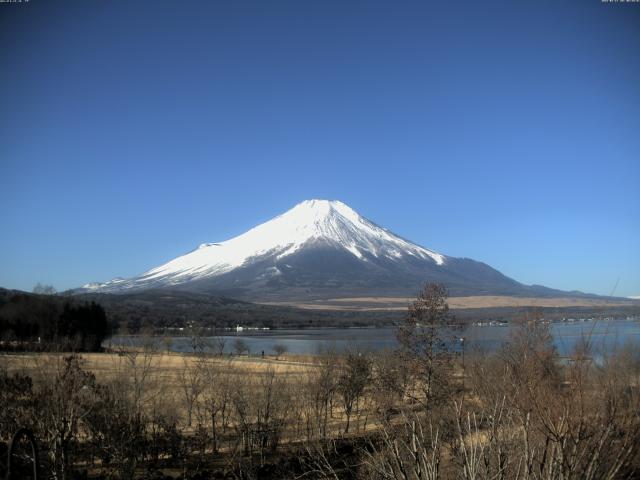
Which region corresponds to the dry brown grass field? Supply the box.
[262,295,639,311]
[1,350,318,398]
[2,337,639,479]
[0,350,360,435]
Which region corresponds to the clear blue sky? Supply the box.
[1,0,639,297]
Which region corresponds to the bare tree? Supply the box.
[230,376,252,457]
[36,355,96,480]
[233,338,249,356]
[207,336,227,356]
[455,312,640,480]
[229,366,292,464]
[84,378,147,480]
[302,346,339,442]
[200,358,232,453]
[273,343,288,360]
[253,367,291,463]
[396,282,456,409]
[162,336,173,354]
[0,369,35,442]
[33,282,57,295]
[179,357,204,427]
[361,412,442,480]
[337,349,371,433]
[371,349,410,421]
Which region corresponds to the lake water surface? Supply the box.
[110,318,640,357]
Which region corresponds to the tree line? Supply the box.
[0,290,110,351]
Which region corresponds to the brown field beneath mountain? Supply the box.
[262,295,639,311]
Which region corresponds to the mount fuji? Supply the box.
[78,199,565,300]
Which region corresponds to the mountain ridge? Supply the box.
[76,199,599,300]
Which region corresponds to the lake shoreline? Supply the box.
[107,317,640,357]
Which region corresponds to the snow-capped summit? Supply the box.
[193,198,445,266]
[80,199,529,299]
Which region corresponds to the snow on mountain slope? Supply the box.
[82,200,446,293]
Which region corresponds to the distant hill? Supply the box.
[3,287,638,334]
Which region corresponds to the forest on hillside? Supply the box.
[0,290,110,351]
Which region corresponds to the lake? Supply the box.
[109,317,640,357]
